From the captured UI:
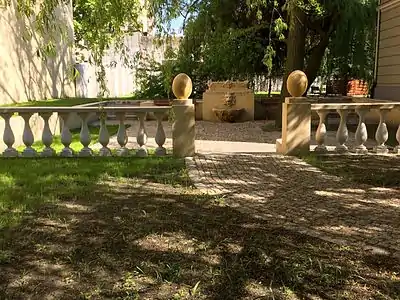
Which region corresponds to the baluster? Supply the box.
[59,112,73,157]
[394,123,400,154]
[315,110,328,152]
[20,112,37,157]
[355,107,369,154]
[136,112,148,157]
[375,109,389,154]
[155,111,167,156]
[116,112,129,156]
[335,109,349,153]
[1,113,18,157]
[98,112,111,156]
[40,112,55,157]
[78,112,93,157]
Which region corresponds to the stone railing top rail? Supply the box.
[0,106,171,114]
[311,102,400,111]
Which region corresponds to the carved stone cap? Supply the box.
[206,80,251,92]
[287,70,308,97]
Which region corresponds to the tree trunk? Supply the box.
[268,77,272,97]
[276,4,306,128]
[304,34,330,94]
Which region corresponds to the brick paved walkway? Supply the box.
[185,153,400,257]
[93,120,400,256]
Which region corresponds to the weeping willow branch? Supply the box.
[5,0,146,95]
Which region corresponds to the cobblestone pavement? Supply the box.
[94,120,400,256]
[185,153,400,257]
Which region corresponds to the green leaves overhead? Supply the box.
[7,0,378,95]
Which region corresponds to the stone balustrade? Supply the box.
[277,98,400,155]
[311,102,400,154]
[0,105,194,158]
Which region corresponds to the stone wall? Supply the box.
[0,0,75,105]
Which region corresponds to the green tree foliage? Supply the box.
[8,0,377,100]
[320,0,377,84]
[73,0,144,92]
[7,0,144,94]
[134,40,178,99]
[149,0,377,100]
[147,0,288,96]
[283,0,377,93]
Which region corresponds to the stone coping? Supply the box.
[311,102,400,111]
[0,106,171,114]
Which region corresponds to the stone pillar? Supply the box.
[276,97,311,155]
[171,73,196,158]
[172,99,195,157]
[276,70,311,155]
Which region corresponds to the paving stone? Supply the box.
[94,119,400,254]
[186,153,400,255]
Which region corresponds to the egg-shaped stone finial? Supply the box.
[172,73,193,100]
[287,70,308,97]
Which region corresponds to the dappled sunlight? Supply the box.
[1,176,399,299]
[338,188,366,194]
[200,253,222,266]
[133,232,206,255]
[369,187,398,193]
[57,202,92,212]
[314,190,348,198]
[188,153,400,260]
[0,153,400,298]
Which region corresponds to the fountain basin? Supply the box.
[212,107,245,123]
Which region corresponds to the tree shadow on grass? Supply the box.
[0,157,399,299]
[0,157,188,230]
[303,154,400,188]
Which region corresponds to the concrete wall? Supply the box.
[76,34,182,98]
[0,0,75,105]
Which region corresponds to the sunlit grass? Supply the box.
[0,156,188,230]
[1,97,141,107]
[16,125,120,154]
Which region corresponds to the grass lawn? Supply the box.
[303,153,400,188]
[1,97,141,107]
[255,91,281,96]
[0,156,399,298]
[16,125,121,154]
[347,123,398,147]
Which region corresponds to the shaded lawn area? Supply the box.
[16,125,121,154]
[0,157,188,230]
[303,153,400,188]
[0,159,399,299]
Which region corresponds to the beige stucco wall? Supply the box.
[375,0,400,99]
[0,0,75,105]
